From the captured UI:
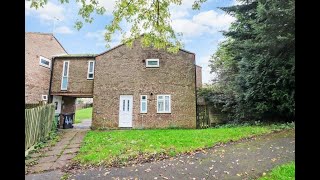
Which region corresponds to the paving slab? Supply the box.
[43,149,62,156]
[29,162,54,173]
[51,160,69,170]
[25,170,65,180]
[26,128,88,175]
[67,143,81,149]
[38,155,58,163]
[63,148,79,154]
[58,154,76,161]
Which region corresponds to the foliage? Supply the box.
[26,130,60,157]
[206,0,295,121]
[27,0,209,53]
[258,161,295,180]
[75,126,276,166]
[75,107,92,124]
[198,84,236,119]
[60,173,72,180]
[52,115,59,132]
[213,121,295,130]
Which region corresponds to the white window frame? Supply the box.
[146,59,159,68]
[39,56,51,69]
[140,95,148,113]
[42,95,48,101]
[61,61,70,90]
[157,95,171,113]
[87,60,95,79]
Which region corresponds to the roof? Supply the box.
[96,43,124,56]
[52,54,96,58]
[196,65,202,68]
[25,32,68,54]
[96,34,195,57]
[25,32,53,35]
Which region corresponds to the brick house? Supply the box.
[27,33,202,129]
[25,32,67,104]
[49,37,202,129]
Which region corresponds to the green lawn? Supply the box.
[259,162,295,180]
[75,107,92,124]
[74,125,283,166]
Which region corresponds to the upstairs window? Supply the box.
[157,95,171,113]
[61,61,69,90]
[39,56,51,68]
[87,60,95,79]
[146,59,159,68]
[140,95,147,113]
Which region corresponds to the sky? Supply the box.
[25,0,237,84]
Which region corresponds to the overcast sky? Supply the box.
[25,0,236,84]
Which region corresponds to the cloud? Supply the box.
[171,10,235,38]
[54,26,73,34]
[86,30,123,48]
[97,0,117,15]
[169,0,195,19]
[193,10,235,29]
[86,30,106,40]
[25,1,65,22]
[171,19,210,37]
[232,0,244,5]
[197,55,216,84]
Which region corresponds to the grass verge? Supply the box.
[259,161,295,180]
[75,107,92,124]
[74,123,293,167]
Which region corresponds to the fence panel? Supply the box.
[25,104,55,151]
[196,105,210,129]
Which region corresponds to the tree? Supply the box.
[208,0,295,121]
[27,0,209,53]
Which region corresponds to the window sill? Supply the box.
[157,112,171,114]
[87,78,94,80]
[39,64,51,69]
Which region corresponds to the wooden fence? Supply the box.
[196,105,210,129]
[25,103,55,151]
[25,101,47,109]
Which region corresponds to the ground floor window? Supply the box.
[157,95,171,113]
[140,95,147,113]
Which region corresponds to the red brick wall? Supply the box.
[50,57,94,95]
[92,39,197,129]
[61,96,76,114]
[25,33,67,103]
[196,65,202,88]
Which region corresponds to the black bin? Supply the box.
[62,113,75,129]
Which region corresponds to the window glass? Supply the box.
[41,59,50,66]
[63,62,69,76]
[148,61,158,65]
[158,101,164,112]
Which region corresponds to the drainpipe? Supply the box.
[48,56,55,104]
[194,53,198,129]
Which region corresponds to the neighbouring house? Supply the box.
[25,32,67,105]
[49,36,203,129]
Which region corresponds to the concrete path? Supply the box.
[73,119,92,129]
[25,129,87,176]
[67,129,295,180]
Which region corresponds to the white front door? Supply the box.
[52,96,62,114]
[119,95,133,127]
